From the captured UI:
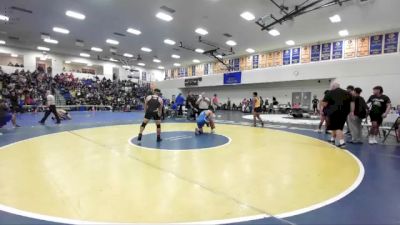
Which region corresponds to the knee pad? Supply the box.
[157,124,161,129]
[141,122,147,128]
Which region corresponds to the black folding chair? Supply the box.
[383,116,400,143]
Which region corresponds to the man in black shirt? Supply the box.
[349,88,368,144]
[186,91,198,120]
[367,86,391,144]
[323,82,352,148]
[312,95,319,115]
[9,91,20,128]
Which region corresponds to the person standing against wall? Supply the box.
[367,86,391,144]
[196,93,211,113]
[175,93,185,116]
[39,90,61,125]
[212,94,220,111]
[186,91,198,120]
[348,88,368,144]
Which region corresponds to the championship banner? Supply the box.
[301,46,311,63]
[223,72,241,85]
[370,34,383,55]
[191,65,196,76]
[179,67,187,77]
[204,63,208,75]
[311,44,321,62]
[195,64,204,76]
[321,43,331,61]
[357,36,370,57]
[184,77,202,87]
[233,58,240,71]
[291,48,300,64]
[240,56,247,71]
[384,32,399,53]
[267,52,274,67]
[213,62,223,74]
[259,53,268,68]
[273,51,283,66]
[283,49,291,65]
[187,66,192,77]
[332,41,343,60]
[142,72,147,81]
[252,55,259,69]
[344,39,356,58]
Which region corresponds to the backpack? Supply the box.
[358,97,368,119]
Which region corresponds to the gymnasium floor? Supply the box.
[0,111,399,225]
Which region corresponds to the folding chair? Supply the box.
[382,115,400,143]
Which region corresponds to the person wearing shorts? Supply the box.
[0,99,12,128]
[367,86,391,144]
[195,110,215,135]
[138,89,163,142]
[317,90,330,133]
[252,92,264,127]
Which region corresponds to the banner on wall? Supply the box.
[357,36,370,57]
[252,55,259,69]
[344,39,356,58]
[223,72,242,85]
[370,34,383,55]
[195,64,204,76]
[301,46,311,63]
[311,44,321,62]
[142,72,147,81]
[273,51,283,66]
[191,65,196,76]
[291,48,300,64]
[267,52,274,67]
[384,32,399,53]
[240,57,247,71]
[233,58,240,71]
[321,43,332,60]
[332,41,343,59]
[184,77,202,87]
[204,63,209,75]
[259,53,267,68]
[283,49,291,65]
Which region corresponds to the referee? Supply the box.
[39,90,61,125]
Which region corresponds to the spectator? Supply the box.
[349,87,368,144]
[367,86,391,144]
[186,91,198,119]
[196,93,211,113]
[175,93,185,116]
[212,94,220,110]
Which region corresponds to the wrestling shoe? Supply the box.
[137,133,142,141]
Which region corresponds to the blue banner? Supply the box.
[311,44,321,62]
[370,34,383,55]
[142,72,147,81]
[233,58,240,71]
[223,72,241,85]
[179,68,187,77]
[384,32,399,54]
[332,41,343,59]
[291,48,300,64]
[204,63,209,75]
[283,49,291,65]
[252,55,259,69]
[191,65,196,76]
[321,43,331,60]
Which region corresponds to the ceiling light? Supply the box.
[122,65,131,69]
[65,10,85,20]
[153,58,161,63]
[193,59,200,63]
[195,28,208,36]
[53,27,69,34]
[106,39,119,45]
[65,60,71,64]
[37,46,50,51]
[91,47,103,52]
[216,54,223,58]
[80,53,90,58]
[226,40,237,46]
[174,63,181,67]
[0,14,9,21]
[141,47,152,52]
[195,48,205,53]
[240,11,255,21]
[329,14,341,23]
[286,40,295,46]
[171,54,180,59]
[123,53,133,58]
[156,12,173,22]
[268,29,280,36]
[126,28,141,35]
[339,29,349,37]
[158,66,165,69]
[10,54,18,58]
[44,38,58,44]
[246,48,255,53]
[138,62,146,66]
[164,39,176,45]
[87,63,93,67]
[0,40,5,45]
[110,58,118,62]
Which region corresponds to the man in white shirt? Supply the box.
[39,90,61,124]
[196,93,211,113]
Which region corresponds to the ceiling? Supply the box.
[0,0,399,70]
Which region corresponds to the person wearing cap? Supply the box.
[137,88,164,142]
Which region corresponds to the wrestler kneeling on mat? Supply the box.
[138,89,163,142]
[195,109,216,135]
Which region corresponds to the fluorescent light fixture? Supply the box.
[106,39,119,45]
[156,12,173,22]
[286,40,295,46]
[65,10,85,20]
[226,40,237,46]
[123,53,133,58]
[138,62,146,66]
[44,38,58,44]
[87,63,93,67]
[329,14,341,23]
[192,59,200,63]
[240,11,255,21]
[91,47,103,52]
[268,29,280,36]
[195,28,208,36]
[339,29,349,37]
[195,48,205,53]
[153,58,161,63]
[65,60,71,64]
[53,27,69,34]
[0,14,9,21]
[10,53,18,58]
[164,39,176,45]
[0,40,5,45]
[127,28,141,35]
[216,54,223,58]
[246,48,255,53]
[174,63,181,67]
[141,47,152,52]
[80,53,90,57]
[122,65,131,69]
[0,49,10,54]
[171,54,180,59]
[110,58,118,62]
[158,66,165,69]
[37,46,50,51]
